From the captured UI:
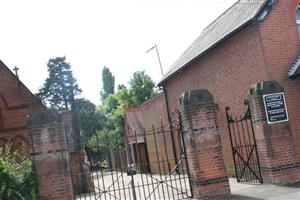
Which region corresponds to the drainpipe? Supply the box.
[162,87,179,169]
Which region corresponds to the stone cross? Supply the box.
[13,66,19,78]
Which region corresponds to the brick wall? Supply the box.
[28,110,74,200]
[162,22,266,171]
[161,0,300,172]
[139,93,169,130]
[248,80,300,183]
[258,0,300,162]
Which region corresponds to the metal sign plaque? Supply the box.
[263,92,289,124]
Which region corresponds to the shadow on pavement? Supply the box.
[280,181,300,188]
[225,194,264,200]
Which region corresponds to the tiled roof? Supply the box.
[158,0,268,85]
[288,55,300,78]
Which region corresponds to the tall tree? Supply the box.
[75,98,100,142]
[128,70,156,106]
[36,57,81,111]
[89,71,156,152]
[100,67,115,100]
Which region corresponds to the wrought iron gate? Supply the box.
[66,111,192,200]
[225,101,263,184]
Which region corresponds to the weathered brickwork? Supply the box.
[248,81,300,183]
[0,60,44,150]
[28,110,74,200]
[179,89,230,199]
[61,111,93,195]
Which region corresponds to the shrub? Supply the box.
[0,143,37,200]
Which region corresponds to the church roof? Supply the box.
[158,0,269,86]
[0,60,45,108]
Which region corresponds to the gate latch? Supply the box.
[127,164,136,176]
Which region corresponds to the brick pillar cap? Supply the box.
[27,109,61,126]
[249,80,283,96]
[179,89,214,107]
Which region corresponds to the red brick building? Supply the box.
[126,0,300,183]
[0,60,93,198]
[0,60,45,150]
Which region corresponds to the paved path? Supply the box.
[229,178,300,200]
[75,171,300,200]
[76,171,191,200]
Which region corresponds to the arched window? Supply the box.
[296,5,300,34]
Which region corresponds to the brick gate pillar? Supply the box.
[28,110,74,200]
[248,80,300,184]
[179,89,230,199]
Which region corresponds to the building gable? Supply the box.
[0,60,44,110]
[0,60,44,146]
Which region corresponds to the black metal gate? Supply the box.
[225,101,263,184]
[67,111,192,200]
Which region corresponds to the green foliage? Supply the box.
[75,98,100,142]
[89,69,156,154]
[0,144,37,200]
[95,107,109,131]
[102,94,119,114]
[128,70,156,106]
[88,129,123,154]
[36,56,82,111]
[100,66,115,100]
[117,86,137,108]
[88,131,109,154]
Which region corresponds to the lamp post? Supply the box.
[146,44,179,172]
[146,44,164,77]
